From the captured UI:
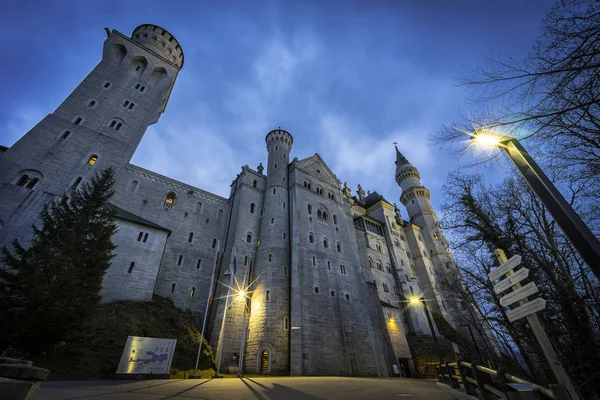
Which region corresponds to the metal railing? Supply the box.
[436,360,573,400]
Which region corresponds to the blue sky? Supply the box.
[0,0,553,217]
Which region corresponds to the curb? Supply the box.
[436,382,479,400]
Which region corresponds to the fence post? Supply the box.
[457,360,478,396]
[472,361,497,400]
[446,362,460,389]
[549,384,573,400]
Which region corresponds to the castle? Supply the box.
[0,24,491,376]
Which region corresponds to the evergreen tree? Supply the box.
[0,168,117,356]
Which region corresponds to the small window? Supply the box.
[60,130,71,139]
[411,265,416,275]
[88,100,96,108]
[309,233,314,243]
[273,188,276,195]
[16,175,28,187]
[73,116,83,125]
[442,282,447,290]
[128,262,135,273]
[190,287,196,297]
[269,254,272,262]
[282,232,286,240]
[333,215,337,225]
[71,177,82,190]
[323,238,328,248]
[430,250,434,256]
[164,192,176,207]
[345,294,350,300]
[123,100,130,107]
[383,283,389,293]
[218,209,223,221]
[369,258,374,268]
[283,202,286,209]
[129,180,138,192]
[129,103,135,110]
[103,81,112,89]
[266,290,271,301]
[212,238,217,248]
[143,233,148,243]
[340,265,347,275]
[87,155,98,165]
[246,233,252,243]
[377,262,383,271]
[274,163,277,169]
[315,287,319,294]
[195,202,203,214]
[312,256,316,266]
[197,259,202,270]
[283,266,287,276]
[330,290,335,297]
[177,255,183,266]
[376,243,382,252]
[250,203,256,214]
[137,232,143,241]
[336,242,341,253]
[170,283,176,294]
[284,317,289,330]
[308,204,312,214]
[433,234,440,241]
[188,232,194,243]
[327,261,331,270]
[253,180,257,188]
[271,217,274,224]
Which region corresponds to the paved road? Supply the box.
[39,377,458,400]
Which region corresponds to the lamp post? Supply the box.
[410,297,444,367]
[470,131,600,281]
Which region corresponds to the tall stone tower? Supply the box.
[245,129,293,374]
[394,146,455,324]
[0,24,183,249]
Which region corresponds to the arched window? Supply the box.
[333,215,337,225]
[308,204,312,214]
[309,233,314,243]
[260,350,269,373]
[195,202,203,214]
[246,233,252,243]
[190,287,196,297]
[143,233,148,242]
[253,180,257,188]
[317,210,322,219]
[16,175,28,187]
[322,212,328,221]
[401,259,405,266]
[26,178,39,189]
[369,258,374,268]
[410,265,416,275]
[377,261,383,271]
[345,293,350,300]
[376,243,382,252]
[250,203,256,214]
[336,242,341,253]
[394,239,400,247]
[330,290,335,297]
[386,264,392,273]
[433,234,439,241]
[87,155,98,165]
[71,177,82,190]
[129,181,138,192]
[266,290,271,301]
[164,192,176,207]
[188,232,194,243]
[323,238,328,248]
[88,100,97,108]
[315,287,319,294]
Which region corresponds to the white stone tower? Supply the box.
[394,146,455,324]
[245,128,293,374]
[0,24,183,249]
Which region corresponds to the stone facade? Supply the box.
[0,24,495,377]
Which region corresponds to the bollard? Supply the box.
[472,361,498,400]
[445,362,461,389]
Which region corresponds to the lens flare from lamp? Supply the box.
[410,297,421,304]
[238,290,246,299]
[473,133,501,146]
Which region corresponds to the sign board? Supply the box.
[117,336,177,375]
[500,282,539,307]
[506,298,547,322]
[494,268,529,294]
[488,255,522,282]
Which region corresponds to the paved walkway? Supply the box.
[38,377,459,399]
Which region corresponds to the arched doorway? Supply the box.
[259,349,269,374]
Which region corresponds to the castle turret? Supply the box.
[0,24,183,250]
[245,128,293,374]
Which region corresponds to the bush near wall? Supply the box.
[33,297,215,380]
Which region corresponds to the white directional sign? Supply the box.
[488,255,522,282]
[500,282,539,307]
[506,298,547,322]
[494,268,529,294]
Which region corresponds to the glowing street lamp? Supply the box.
[467,129,600,281]
[410,296,444,367]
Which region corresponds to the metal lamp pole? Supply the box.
[473,133,600,280]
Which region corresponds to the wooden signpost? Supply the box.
[489,249,579,400]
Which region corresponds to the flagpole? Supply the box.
[237,257,252,377]
[191,239,220,378]
[214,246,237,377]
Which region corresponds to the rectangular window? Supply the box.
[383,283,389,293]
[340,265,347,275]
[128,262,135,273]
[177,255,183,266]
[190,287,195,297]
[327,261,331,271]
[196,259,202,270]
[283,202,286,209]
[170,283,176,294]
[312,256,316,266]
[244,256,248,266]
[137,232,143,241]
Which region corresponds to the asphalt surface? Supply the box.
[38,377,459,399]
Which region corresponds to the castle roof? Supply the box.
[111,205,171,233]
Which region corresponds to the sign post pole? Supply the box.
[494,249,579,400]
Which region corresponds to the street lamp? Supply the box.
[410,297,444,367]
[469,130,600,281]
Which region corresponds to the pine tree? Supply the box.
[0,168,117,356]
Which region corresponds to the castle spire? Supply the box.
[394,144,410,167]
